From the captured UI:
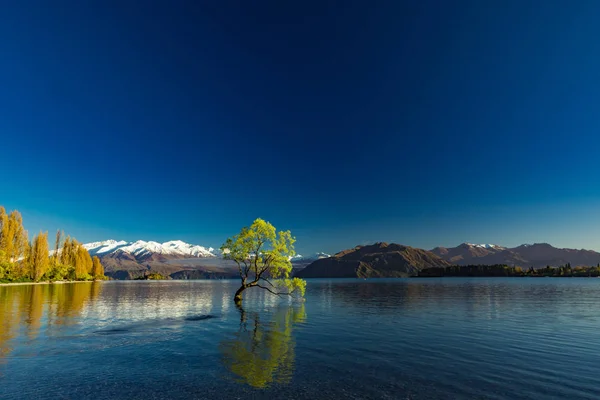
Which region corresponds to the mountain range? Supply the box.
[83,239,600,280]
[84,240,330,279]
[430,242,600,268]
[296,242,600,279]
[84,240,216,258]
[296,243,449,278]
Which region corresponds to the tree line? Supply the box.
[419,263,600,277]
[0,206,105,283]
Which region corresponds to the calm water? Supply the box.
[1,278,600,399]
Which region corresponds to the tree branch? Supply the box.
[262,253,273,269]
[253,264,269,284]
[255,284,292,297]
[234,260,244,282]
[253,240,263,277]
[242,259,250,279]
[260,277,277,288]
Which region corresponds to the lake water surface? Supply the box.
[1,278,600,399]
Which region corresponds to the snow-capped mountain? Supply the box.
[290,252,331,262]
[431,242,511,264]
[464,243,505,250]
[431,242,600,268]
[83,240,216,259]
[83,239,331,263]
[83,239,332,279]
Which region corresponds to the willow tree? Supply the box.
[221,219,306,304]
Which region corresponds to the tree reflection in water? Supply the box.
[0,282,103,360]
[220,303,306,388]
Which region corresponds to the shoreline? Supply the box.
[0,280,102,287]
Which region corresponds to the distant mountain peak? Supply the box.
[290,252,331,262]
[296,243,449,278]
[463,243,504,249]
[432,242,600,268]
[83,240,216,258]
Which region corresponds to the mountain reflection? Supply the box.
[220,304,306,389]
[0,283,102,359]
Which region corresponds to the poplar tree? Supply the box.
[60,236,73,266]
[0,209,28,272]
[3,212,16,262]
[0,207,8,261]
[0,205,102,282]
[74,244,89,279]
[31,232,49,281]
[18,241,32,279]
[53,230,62,267]
[84,249,93,275]
[10,211,27,263]
[91,256,104,279]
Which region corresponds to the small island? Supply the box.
[134,272,168,280]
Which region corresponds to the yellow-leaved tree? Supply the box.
[91,256,104,279]
[74,242,91,280]
[221,218,306,304]
[31,232,49,281]
[0,209,28,264]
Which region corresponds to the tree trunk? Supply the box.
[234,285,247,304]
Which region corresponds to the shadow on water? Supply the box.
[184,314,217,321]
[93,314,219,335]
[94,328,130,336]
[219,303,306,389]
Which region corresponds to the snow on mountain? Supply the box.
[84,240,327,262]
[83,240,216,258]
[162,240,215,257]
[291,252,331,262]
[465,243,505,250]
[311,252,331,259]
[83,240,129,255]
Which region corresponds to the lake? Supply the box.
[1,278,600,399]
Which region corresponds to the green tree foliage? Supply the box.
[221,218,306,304]
[220,305,306,388]
[134,272,167,280]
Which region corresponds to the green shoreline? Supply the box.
[0,280,103,287]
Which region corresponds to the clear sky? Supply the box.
[1,1,600,254]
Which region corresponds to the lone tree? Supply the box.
[221,218,306,304]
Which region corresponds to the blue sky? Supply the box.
[1,1,600,254]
